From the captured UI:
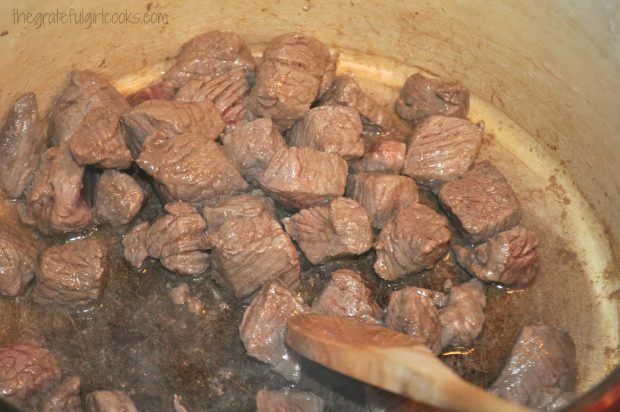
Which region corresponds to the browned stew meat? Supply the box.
[489,325,576,411]
[395,73,470,123]
[282,197,373,264]
[33,237,109,308]
[85,390,137,412]
[0,342,61,404]
[0,30,577,412]
[0,224,38,297]
[311,269,382,323]
[256,388,325,412]
[41,377,82,412]
[0,93,45,199]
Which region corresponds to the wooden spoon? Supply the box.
[285,314,532,412]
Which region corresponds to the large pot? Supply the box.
[0,0,618,410]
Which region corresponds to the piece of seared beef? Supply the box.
[320,75,395,131]
[350,138,406,174]
[288,106,364,160]
[489,325,576,411]
[439,279,486,349]
[258,147,347,209]
[311,269,382,323]
[48,70,129,146]
[0,342,61,404]
[282,197,372,264]
[85,390,137,412]
[249,33,336,130]
[202,192,276,233]
[261,32,336,96]
[346,172,419,229]
[365,386,441,412]
[22,145,92,235]
[127,80,176,106]
[395,73,470,123]
[122,222,150,269]
[41,377,82,412]
[121,99,225,158]
[136,133,249,207]
[163,31,255,89]
[402,116,483,190]
[221,118,287,185]
[374,203,451,281]
[0,225,38,297]
[239,280,308,382]
[33,237,109,308]
[453,226,539,287]
[256,388,325,412]
[438,161,521,243]
[249,61,321,131]
[385,287,442,354]
[0,93,45,198]
[68,107,133,169]
[176,67,250,124]
[208,214,300,298]
[93,170,145,228]
[145,202,210,276]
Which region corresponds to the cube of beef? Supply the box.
[0,342,61,404]
[320,75,395,131]
[385,287,442,354]
[249,61,321,132]
[261,32,336,96]
[175,67,250,124]
[163,31,255,89]
[0,93,45,198]
[68,107,132,169]
[208,214,300,298]
[453,226,539,287]
[202,192,276,233]
[374,203,451,281]
[282,197,372,264]
[121,99,224,158]
[221,118,287,184]
[489,325,576,411]
[93,170,145,228]
[346,172,418,229]
[402,116,483,189]
[127,80,176,106]
[249,33,336,130]
[350,138,406,174]
[41,377,82,412]
[288,106,364,160]
[33,237,109,308]
[48,70,129,146]
[136,133,249,207]
[311,269,382,323]
[22,145,92,235]
[85,390,138,412]
[439,280,486,349]
[239,280,308,382]
[258,147,347,209]
[0,225,38,297]
[122,222,150,269]
[256,388,325,412]
[146,202,210,276]
[438,161,521,242]
[395,73,469,123]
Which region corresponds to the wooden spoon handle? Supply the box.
[286,314,532,412]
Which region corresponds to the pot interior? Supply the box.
[0,0,618,410]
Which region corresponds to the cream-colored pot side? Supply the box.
[0,0,618,399]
